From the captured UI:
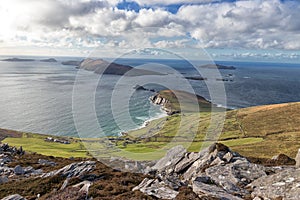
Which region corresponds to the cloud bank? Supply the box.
[0,0,300,59]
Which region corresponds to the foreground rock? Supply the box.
[0,144,41,179]
[133,178,179,199]
[193,177,243,200]
[1,194,25,200]
[135,143,300,199]
[41,161,96,178]
[249,168,300,200]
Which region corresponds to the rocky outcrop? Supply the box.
[41,161,96,178]
[0,144,41,179]
[136,143,300,199]
[0,143,24,156]
[296,149,300,168]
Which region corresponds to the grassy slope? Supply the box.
[126,102,300,159]
[1,101,300,160]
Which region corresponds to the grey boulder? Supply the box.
[14,165,24,175]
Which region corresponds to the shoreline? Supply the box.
[119,98,168,137]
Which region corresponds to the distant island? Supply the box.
[2,58,35,62]
[2,57,58,63]
[185,76,207,81]
[63,58,164,76]
[40,58,57,62]
[61,60,82,66]
[200,64,236,70]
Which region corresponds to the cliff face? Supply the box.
[150,94,177,115]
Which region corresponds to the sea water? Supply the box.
[0,56,299,137]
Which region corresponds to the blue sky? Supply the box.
[0,0,300,62]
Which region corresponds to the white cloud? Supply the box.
[1,0,300,58]
[127,0,219,6]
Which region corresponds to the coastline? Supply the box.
[119,98,168,136]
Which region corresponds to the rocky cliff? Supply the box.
[150,93,174,115]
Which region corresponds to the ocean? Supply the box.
[0,56,299,138]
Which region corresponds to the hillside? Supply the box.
[126,101,300,159]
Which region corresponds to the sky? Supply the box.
[0,0,300,62]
